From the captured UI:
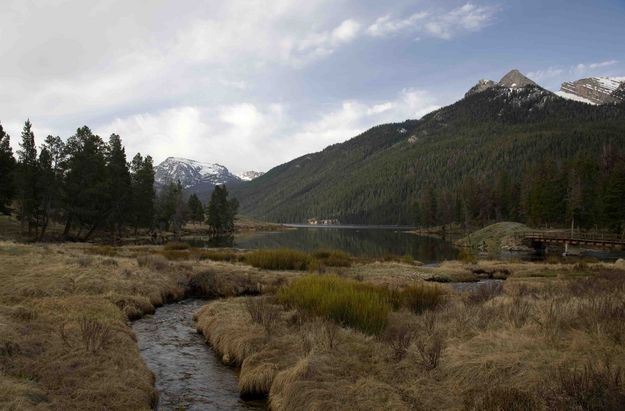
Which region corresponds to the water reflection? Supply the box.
[188,227,458,264]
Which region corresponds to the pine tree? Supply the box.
[130,154,155,233]
[156,181,186,237]
[187,193,204,224]
[206,185,238,233]
[106,134,131,240]
[0,123,16,214]
[16,120,39,233]
[63,126,108,240]
[40,135,66,225]
[36,147,55,240]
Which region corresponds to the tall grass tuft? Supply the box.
[246,248,314,270]
[312,249,352,267]
[277,275,391,335]
[163,241,191,250]
[394,284,447,314]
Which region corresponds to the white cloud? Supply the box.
[528,60,621,89]
[97,88,439,174]
[527,67,564,82]
[367,3,499,40]
[574,60,618,75]
[367,13,428,37]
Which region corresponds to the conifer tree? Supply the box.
[206,185,238,233]
[0,123,16,214]
[130,153,155,233]
[62,126,108,240]
[36,147,55,240]
[16,120,39,233]
[187,193,204,224]
[106,134,131,240]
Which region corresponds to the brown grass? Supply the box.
[0,241,296,410]
[194,261,625,410]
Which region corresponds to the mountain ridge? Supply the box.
[231,69,625,224]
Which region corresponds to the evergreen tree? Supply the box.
[130,154,155,233]
[156,181,186,237]
[106,134,131,240]
[0,123,16,214]
[63,126,108,240]
[187,193,204,223]
[16,120,39,233]
[40,135,66,225]
[206,185,238,233]
[36,147,55,240]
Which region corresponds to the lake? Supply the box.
[187,225,458,264]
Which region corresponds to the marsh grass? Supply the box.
[246,248,315,271]
[277,275,391,334]
[163,241,191,250]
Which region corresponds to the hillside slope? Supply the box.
[233,82,625,225]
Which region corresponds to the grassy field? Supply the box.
[196,259,625,410]
[0,241,295,410]
[1,233,624,410]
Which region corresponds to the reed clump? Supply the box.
[277,275,391,335]
[245,248,315,271]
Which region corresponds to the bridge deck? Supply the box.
[522,232,625,248]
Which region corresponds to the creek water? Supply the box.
[132,299,265,411]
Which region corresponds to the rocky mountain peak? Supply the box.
[464,79,496,98]
[154,157,240,189]
[498,69,537,88]
[237,170,265,181]
[557,76,625,105]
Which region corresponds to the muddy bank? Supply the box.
[133,299,265,410]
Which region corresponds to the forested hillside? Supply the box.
[233,85,625,231]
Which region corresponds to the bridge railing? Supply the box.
[522,231,625,243]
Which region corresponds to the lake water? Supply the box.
[187,226,458,264]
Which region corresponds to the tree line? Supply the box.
[413,146,625,235]
[0,120,238,241]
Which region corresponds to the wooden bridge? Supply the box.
[522,231,625,253]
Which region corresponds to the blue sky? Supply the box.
[1,0,624,173]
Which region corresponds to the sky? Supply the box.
[1,0,625,174]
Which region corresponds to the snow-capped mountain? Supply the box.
[154,157,241,189]
[237,171,265,181]
[557,76,625,105]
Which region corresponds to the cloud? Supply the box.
[574,60,618,75]
[367,3,499,40]
[527,67,564,82]
[528,60,621,89]
[367,13,429,37]
[97,88,439,174]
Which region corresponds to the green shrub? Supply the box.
[312,249,352,267]
[245,248,314,270]
[277,275,391,335]
[163,241,191,251]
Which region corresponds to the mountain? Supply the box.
[154,157,241,192]
[557,76,625,105]
[465,69,536,98]
[497,69,537,88]
[237,171,265,181]
[232,70,625,225]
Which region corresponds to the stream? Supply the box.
[132,299,266,410]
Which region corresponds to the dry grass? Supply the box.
[195,261,625,410]
[0,241,297,410]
